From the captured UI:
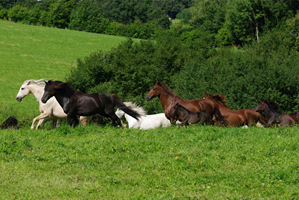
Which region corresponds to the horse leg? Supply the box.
[39,116,57,129]
[67,113,79,127]
[35,119,45,130]
[51,118,58,129]
[108,113,122,126]
[32,112,50,129]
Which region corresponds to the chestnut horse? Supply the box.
[145,81,227,126]
[253,100,299,127]
[204,93,266,127]
[41,80,140,127]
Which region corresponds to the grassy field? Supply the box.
[0,20,136,121]
[1,20,299,199]
[1,125,299,199]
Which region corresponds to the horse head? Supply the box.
[41,80,56,103]
[253,100,267,112]
[146,81,163,101]
[16,80,32,102]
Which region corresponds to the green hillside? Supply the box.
[0,20,136,118]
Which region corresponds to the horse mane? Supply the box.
[263,100,282,114]
[50,80,79,96]
[157,81,183,100]
[204,93,228,108]
[123,102,147,116]
[24,79,46,87]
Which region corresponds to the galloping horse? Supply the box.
[145,81,227,126]
[16,79,95,129]
[41,80,140,127]
[115,102,172,129]
[204,93,266,127]
[253,100,299,127]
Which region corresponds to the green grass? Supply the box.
[0,125,299,199]
[0,20,137,120]
[1,20,299,199]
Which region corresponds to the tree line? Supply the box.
[1,0,299,45]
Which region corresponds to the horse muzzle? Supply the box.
[16,97,23,102]
[146,96,152,101]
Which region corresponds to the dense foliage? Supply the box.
[67,25,299,113]
[2,0,299,44]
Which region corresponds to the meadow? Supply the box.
[0,20,136,122]
[0,21,299,199]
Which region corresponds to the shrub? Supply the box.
[8,5,28,22]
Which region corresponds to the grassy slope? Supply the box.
[0,20,135,120]
[0,125,298,199]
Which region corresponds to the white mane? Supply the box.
[123,102,147,116]
[23,79,46,86]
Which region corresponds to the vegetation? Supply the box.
[2,0,299,45]
[0,20,137,123]
[67,28,299,113]
[1,125,299,199]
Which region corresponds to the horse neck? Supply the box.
[209,98,228,111]
[28,84,45,103]
[54,89,74,108]
[159,90,180,111]
[265,105,280,120]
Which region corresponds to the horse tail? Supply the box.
[214,104,228,126]
[111,94,140,120]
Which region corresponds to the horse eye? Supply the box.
[21,88,24,90]
[153,88,156,91]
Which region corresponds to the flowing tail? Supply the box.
[214,104,228,126]
[112,94,140,120]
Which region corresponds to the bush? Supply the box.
[8,5,28,22]
[0,7,8,19]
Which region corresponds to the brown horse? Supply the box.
[41,80,140,127]
[170,103,212,126]
[204,93,266,127]
[253,100,299,127]
[145,81,227,126]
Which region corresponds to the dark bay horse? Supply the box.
[170,103,212,126]
[253,100,299,127]
[204,94,266,127]
[41,80,140,127]
[145,81,227,126]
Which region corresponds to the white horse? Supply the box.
[115,102,172,130]
[16,79,90,129]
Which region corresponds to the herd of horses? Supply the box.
[14,79,299,130]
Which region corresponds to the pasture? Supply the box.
[1,125,299,199]
[0,20,136,121]
[0,21,299,199]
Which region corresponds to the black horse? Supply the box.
[170,103,212,126]
[41,80,140,127]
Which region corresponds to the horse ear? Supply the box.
[156,81,161,85]
[27,81,31,85]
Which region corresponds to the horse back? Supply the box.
[280,112,299,126]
